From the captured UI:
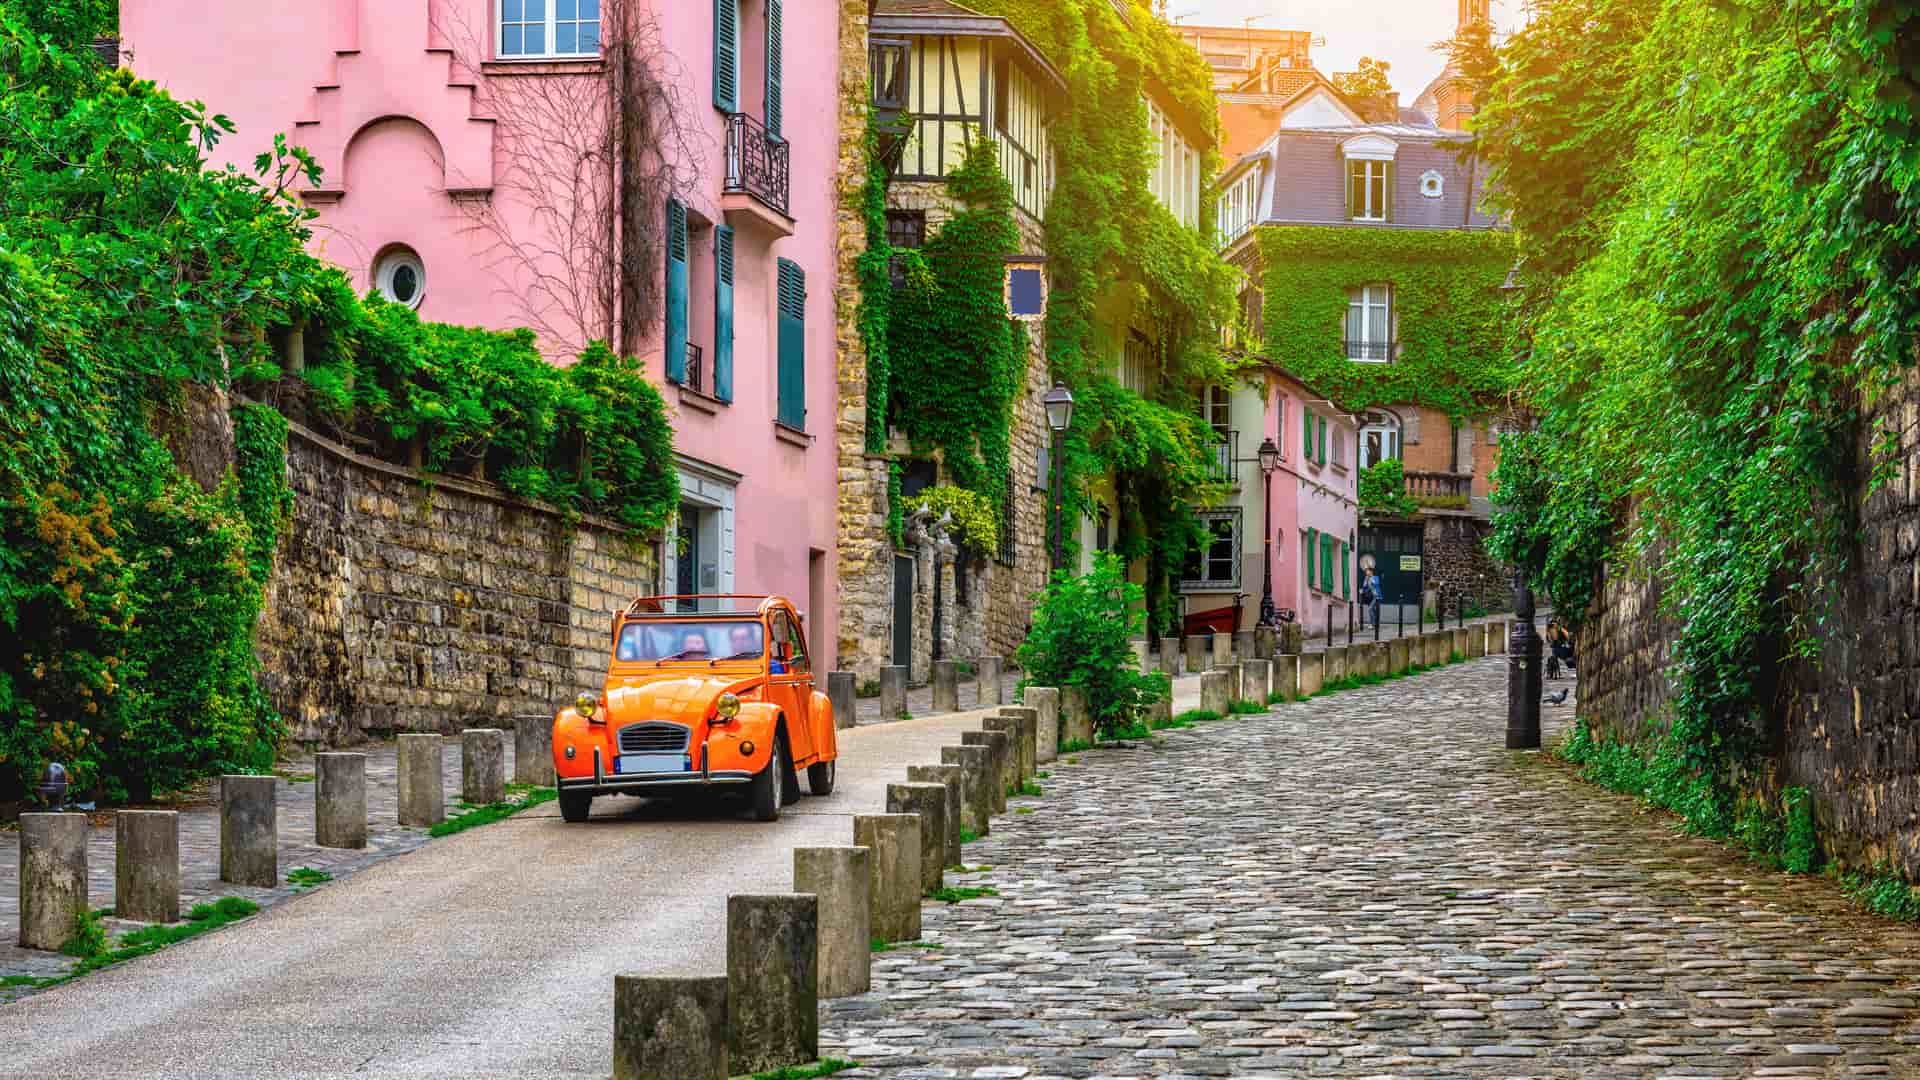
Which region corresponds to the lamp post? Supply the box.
[1043,380,1075,573]
[1256,437,1280,626]
[1506,566,1543,749]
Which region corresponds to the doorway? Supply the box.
[1358,525,1424,610]
[891,554,914,668]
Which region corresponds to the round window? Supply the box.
[375,248,425,308]
[1419,170,1445,199]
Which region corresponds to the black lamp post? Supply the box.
[1256,436,1280,626]
[1043,380,1075,573]
[1506,566,1543,749]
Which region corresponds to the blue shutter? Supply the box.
[664,200,688,384]
[776,258,806,430]
[713,0,738,113]
[713,225,734,403]
[765,0,783,139]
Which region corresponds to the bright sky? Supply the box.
[1170,0,1527,102]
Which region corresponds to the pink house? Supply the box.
[1266,368,1359,640]
[120,0,845,666]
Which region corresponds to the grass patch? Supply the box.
[1105,721,1152,740]
[744,1060,859,1080]
[871,939,945,952]
[1015,780,1042,797]
[897,710,912,722]
[427,786,557,838]
[1449,651,1466,664]
[1015,806,1034,815]
[35,896,264,990]
[1,974,42,987]
[1035,770,1050,780]
[279,771,315,783]
[1060,739,1092,754]
[955,864,991,873]
[927,885,1000,903]
[1064,755,1080,764]
[855,679,881,699]
[1173,708,1221,725]
[959,826,979,844]
[1833,866,1920,921]
[1266,691,1293,705]
[1226,699,1265,715]
[286,867,333,888]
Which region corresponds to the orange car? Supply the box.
[551,594,838,822]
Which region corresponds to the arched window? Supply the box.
[1359,409,1403,470]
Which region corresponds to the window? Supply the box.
[1331,423,1347,468]
[1347,158,1391,221]
[1302,408,1316,462]
[664,200,690,384]
[886,210,926,250]
[713,0,738,110]
[1182,510,1241,589]
[1205,385,1232,437]
[1319,531,1336,593]
[1340,540,1351,599]
[374,248,425,309]
[776,258,806,430]
[1420,169,1445,198]
[1360,411,1402,469]
[499,0,600,59]
[1346,285,1392,362]
[1217,163,1263,248]
[1274,391,1286,457]
[1304,527,1317,590]
[1121,331,1152,393]
[1146,97,1200,229]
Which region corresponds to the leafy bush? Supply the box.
[1358,459,1418,521]
[1015,554,1171,736]
[906,485,1000,556]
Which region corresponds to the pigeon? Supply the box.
[1544,688,1570,705]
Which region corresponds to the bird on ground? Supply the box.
[1544,688,1570,706]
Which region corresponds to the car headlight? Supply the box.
[575,692,597,719]
[715,693,741,719]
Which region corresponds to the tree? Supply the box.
[1016,555,1172,736]
[1333,57,1393,100]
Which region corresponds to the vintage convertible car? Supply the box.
[551,594,838,822]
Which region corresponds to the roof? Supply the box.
[872,0,1067,93]
[1229,66,1320,98]
[1234,121,1499,231]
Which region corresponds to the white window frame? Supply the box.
[1346,284,1392,362]
[496,0,601,60]
[1180,509,1242,591]
[1360,412,1402,469]
[1349,158,1388,221]
[1331,422,1348,469]
[374,248,426,309]
[1120,332,1151,393]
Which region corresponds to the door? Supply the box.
[766,607,816,762]
[675,511,699,613]
[1358,526,1424,607]
[891,554,914,667]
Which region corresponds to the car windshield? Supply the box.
[616,619,765,663]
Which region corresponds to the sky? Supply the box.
[1169,0,1527,102]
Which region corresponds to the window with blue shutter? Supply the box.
[765,0,782,138]
[713,0,738,113]
[776,258,806,430]
[664,199,688,384]
[713,225,734,402]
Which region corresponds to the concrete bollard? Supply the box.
[1158,637,1181,676]
[1243,659,1273,707]
[726,894,818,1075]
[1452,627,1471,660]
[613,974,728,1080]
[975,655,1003,707]
[1325,645,1349,685]
[1467,624,1487,658]
[1200,670,1231,715]
[827,671,858,731]
[462,728,507,806]
[1388,638,1411,675]
[887,783,948,892]
[1061,686,1094,748]
[981,717,1022,787]
[1431,630,1450,666]
[880,665,908,720]
[1365,642,1388,678]
[397,733,445,827]
[315,752,368,850]
[1298,652,1325,697]
[19,813,89,951]
[1212,631,1234,669]
[1184,634,1207,674]
[793,846,871,998]
[115,810,180,924]
[1226,662,1245,703]
[853,814,921,943]
[513,714,556,786]
[1025,686,1060,762]
[1488,619,1509,654]
[1233,629,1256,662]
[962,730,1011,813]
[220,775,277,888]
[1255,625,1278,661]
[940,745,993,836]
[998,705,1039,781]
[1273,654,1300,700]
[931,660,960,713]
[906,765,964,869]
[1130,638,1150,670]
[1148,693,1173,729]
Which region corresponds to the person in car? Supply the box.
[728,625,761,660]
[679,631,710,659]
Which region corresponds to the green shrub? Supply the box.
[1015,553,1171,737]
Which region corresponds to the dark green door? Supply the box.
[1358,525,1424,605]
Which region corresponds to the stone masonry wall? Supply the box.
[256,423,658,745]
[1420,514,1508,614]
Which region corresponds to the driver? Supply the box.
[728,626,760,658]
[679,631,710,659]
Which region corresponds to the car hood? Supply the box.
[606,674,759,725]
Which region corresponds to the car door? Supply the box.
[766,608,816,762]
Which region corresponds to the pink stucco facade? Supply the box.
[1267,368,1358,639]
[121,0,845,667]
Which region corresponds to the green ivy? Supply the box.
[231,402,293,585]
[905,485,1000,556]
[1357,458,1418,522]
[857,118,894,455]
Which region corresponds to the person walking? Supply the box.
[1359,567,1383,631]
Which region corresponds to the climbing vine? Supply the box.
[858,118,895,455]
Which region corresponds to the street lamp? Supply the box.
[1043,380,1075,572]
[1506,566,1542,749]
[1256,437,1280,626]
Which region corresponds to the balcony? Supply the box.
[683,342,706,395]
[1344,339,1395,363]
[1206,429,1238,486]
[722,112,791,236]
[1404,469,1471,509]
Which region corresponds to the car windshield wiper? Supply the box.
[711,651,761,664]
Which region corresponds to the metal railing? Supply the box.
[1206,429,1238,485]
[724,112,790,216]
[1343,339,1395,362]
[684,342,705,394]
[1404,469,1471,503]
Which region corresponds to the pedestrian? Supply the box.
[1359,567,1382,631]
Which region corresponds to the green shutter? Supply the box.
[1341,542,1351,599]
[713,0,738,113]
[1320,534,1334,591]
[765,0,782,138]
[776,258,806,429]
[1317,415,1328,463]
[1382,161,1394,222]
[713,225,734,402]
[1303,409,1313,460]
[1304,528,1318,590]
[665,200,688,384]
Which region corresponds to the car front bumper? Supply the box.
[558,747,753,796]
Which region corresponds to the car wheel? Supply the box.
[780,732,803,806]
[559,790,592,823]
[807,758,836,797]
[750,736,785,822]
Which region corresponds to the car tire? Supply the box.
[807,758,836,797]
[780,732,803,807]
[559,790,592,823]
[750,735,785,822]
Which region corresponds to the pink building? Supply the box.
[120,0,844,665]
[1267,369,1359,639]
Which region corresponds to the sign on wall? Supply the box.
[1400,555,1423,571]
[1004,255,1048,322]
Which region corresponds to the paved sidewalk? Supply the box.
[825,659,1920,1077]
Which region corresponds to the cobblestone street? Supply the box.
[825,659,1920,1078]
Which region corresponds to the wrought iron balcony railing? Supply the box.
[724,112,790,217]
[1344,339,1395,362]
[683,342,705,394]
[1206,429,1238,485]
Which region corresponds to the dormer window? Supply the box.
[1342,134,1398,223]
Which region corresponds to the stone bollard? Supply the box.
[1325,645,1349,685]
[1255,625,1278,660]
[19,813,88,951]
[880,665,908,720]
[1430,630,1450,666]
[975,656,1003,707]
[1243,659,1273,707]
[793,846,871,998]
[1298,652,1325,697]
[1130,638,1150,670]
[853,814,922,943]
[1467,624,1487,659]
[1147,693,1173,729]
[1200,669,1231,715]
[1061,687,1094,748]
[1184,634,1207,674]
[998,705,1039,781]
[315,752,367,850]
[1487,619,1509,655]
[1273,654,1300,700]
[981,716,1022,787]
[462,728,507,806]
[397,733,445,827]
[613,974,728,1080]
[1452,627,1471,660]
[941,745,993,837]
[220,775,277,888]
[116,810,180,924]
[1388,638,1411,676]
[1226,662,1245,704]
[726,894,818,1075]
[887,783,948,893]
[1280,622,1306,654]
[1233,630,1256,662]
[1212,631,1234,669]
[827,671,858,731]
[1158,637,1182,676]
[906,764,964,869]
[1025,686,1061,763]
[1363,643,1386,679]
[931,660,960,713]
[962,730,1011,813]
[513,714,556,786]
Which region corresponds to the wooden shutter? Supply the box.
[713,0,738,113]
[776,258,806,429]
[1382,161,1394,222]
[1320,534,1334,591]
[664,200,689,384]
[1341,542,1351,599]
[765,0,782,138]
[713,225,734,402]
[1317,414,1328,463]
[1305,528,1318,590]
[1303,409,1314,461]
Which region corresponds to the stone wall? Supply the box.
[256,423,659,745]
[1420,514,1508,613]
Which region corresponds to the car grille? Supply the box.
[618,722,691,755]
